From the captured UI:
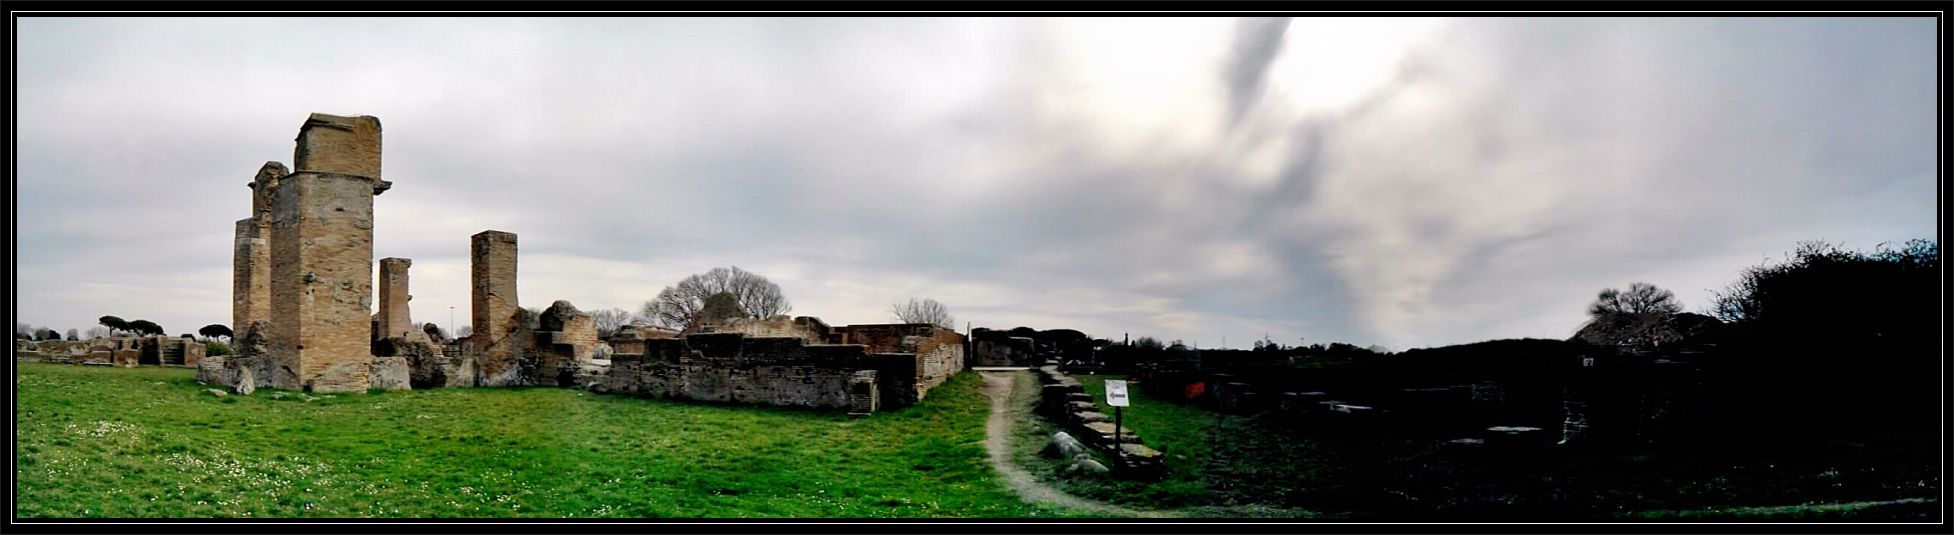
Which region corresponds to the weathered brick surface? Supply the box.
[112,349,141,368]
[268,113,384,393]
[377,258,416,339]
[471,230,521,386]
[702,316,826,344]
[184,340,205,367]
[234,162,284,332]
[250,161,288,222]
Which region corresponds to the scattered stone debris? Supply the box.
[1035,366,1165,479]
[1067,453,1110,477]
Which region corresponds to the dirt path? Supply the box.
[979,371,1168,518]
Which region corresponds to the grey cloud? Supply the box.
[13,17,1936,352]
[1221,17,1292,129]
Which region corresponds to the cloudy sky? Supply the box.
[14,17,1938,350]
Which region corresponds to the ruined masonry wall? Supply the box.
[595,335,874,410]
[833,324,965,407]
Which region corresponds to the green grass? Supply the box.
[14,363,1081,518]
[1011,373,1938,520]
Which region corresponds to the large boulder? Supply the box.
[1044,431,1088,459]
[370,356,411,391]
[309,362,370,393]
[197,355,228,384]
[234,371,255,395]
[1066,454,1110,477]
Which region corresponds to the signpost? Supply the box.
[1106,380,1130,473]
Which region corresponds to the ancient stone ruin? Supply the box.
[197,112,966,414]
[17,336,205,368]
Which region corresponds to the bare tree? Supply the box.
[1578,282,1684,348]
[589,308,634,339]
[639,266,792,329]
[454,324,474,339]
[1589,282,1682,317]
[891,298,954,329]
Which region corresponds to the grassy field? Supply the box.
[14,363,1080,518]
[1013,373,1940,520]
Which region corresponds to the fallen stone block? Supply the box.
[1066,454,1110,477]
[370,356,411,391]
[209,389,228,397]
[197,356,228,384]
[1080,421,1143,447]
[1044,432,1087,459]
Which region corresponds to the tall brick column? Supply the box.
[232,219,270,331]
[232,162,286,333]
[267,113,390,393]
[377,258,415,339]
[472,230,521,386]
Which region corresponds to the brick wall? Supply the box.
[593,334,879,410]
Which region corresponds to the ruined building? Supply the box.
[203,112,965,414]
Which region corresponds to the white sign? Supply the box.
[1105,380,1130,407]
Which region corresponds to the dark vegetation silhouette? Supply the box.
[126,319,164,337]
[199,324,232,341]
[1012,239,1937,517]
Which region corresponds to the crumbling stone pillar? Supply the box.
[377,258,415,339]
[472,230,521,386]
[267,113,389,393]
[232,162,287,332]
[233,219,270,331]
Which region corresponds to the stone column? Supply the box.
[232,162,287,334]
[377,258,414,339]
[232,218,270,331]
[267,113,388,393]
[471,230,521,386]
